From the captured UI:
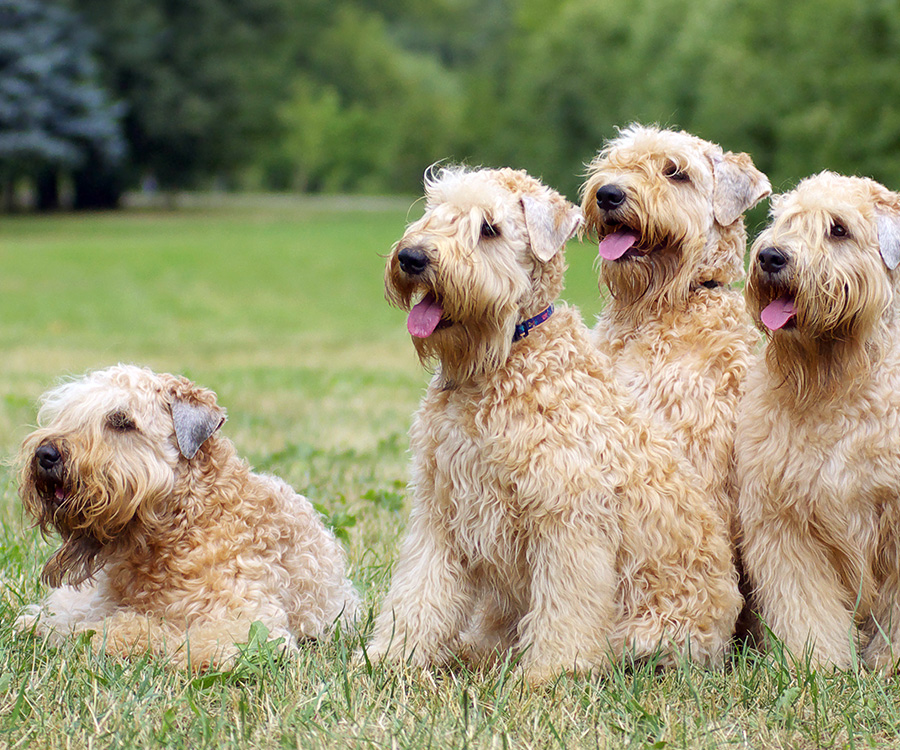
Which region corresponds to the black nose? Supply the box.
[397,247,429,276]
[35,443,62,471]
[596,184,627,211]
[758,247,788,274]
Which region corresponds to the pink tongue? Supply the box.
[761,296,796,330]
[407,293,444,338]
[598,230,639,260]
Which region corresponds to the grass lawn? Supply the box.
[0,197,897,749]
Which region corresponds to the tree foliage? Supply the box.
[268,0,900,198]
[270,5,462,193]
[63,0,298,191]
[0,0,124,207]
[494,0,900,198]
[3,0,900,207]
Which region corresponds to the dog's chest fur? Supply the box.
[738,354,900,596]
[594,289,754,425]
[409,312,624,571]
[595,289,755,528]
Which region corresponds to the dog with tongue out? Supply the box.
[371,165,741,683]
[580,124,771,549]
[736,171,900,671]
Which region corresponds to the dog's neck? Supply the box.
[602,266,729,331]
[435,303,566,390]
[512,305,554,342]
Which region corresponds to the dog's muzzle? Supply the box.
[595,184,627,212]
[33,442,67,505]
[754,248,797,331]
[397,246,429,276]
[757,246,789,276]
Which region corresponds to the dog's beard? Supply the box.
[751,271,891,408]
[20,451,161,589]
[412,316,514,387]
[762,329,875,410]
[41,531,107,588]
[20,474,111,588]
[600,244,688,320]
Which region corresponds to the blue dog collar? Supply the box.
[513,305,554,342]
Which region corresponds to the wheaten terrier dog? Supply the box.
[368,166,740,682]
[736,172,900,670]
[17,365,358,668]
[581,124,771,536]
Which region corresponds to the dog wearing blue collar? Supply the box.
[370,166,740,682]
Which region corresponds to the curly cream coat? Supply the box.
[370,167,740,682]
[17,365,358,669]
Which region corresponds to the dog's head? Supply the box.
[385,166,582,384]
[747,172,900,399]
[581,124,770,314]
[748,171,900,340]
[18,365,227,587]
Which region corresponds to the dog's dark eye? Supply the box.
[481,220,500,239]
[830,221,849,239]
[107,411,136,431]
[663,163,690,183]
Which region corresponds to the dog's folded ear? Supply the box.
[712,152,772,227]
[876,210,900,271]
[522,194,584,262]
[172,400,227,459]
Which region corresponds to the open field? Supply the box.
[0,198,897,749]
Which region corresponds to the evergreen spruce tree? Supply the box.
[0,0,124,209]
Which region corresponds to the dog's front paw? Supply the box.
[519,653,609,686]
[864,646,898,675]
[14,605,45,634]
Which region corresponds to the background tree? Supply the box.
[0,0,124,210]
[7,0,900,209]
[63,0,300,198]
[268,5,463,193]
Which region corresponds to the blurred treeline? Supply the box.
[3,0,900,210]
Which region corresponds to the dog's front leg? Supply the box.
[865,509,900,673]
[742,509,857,670]
[368,505,475,667]
[516,512,618,684]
